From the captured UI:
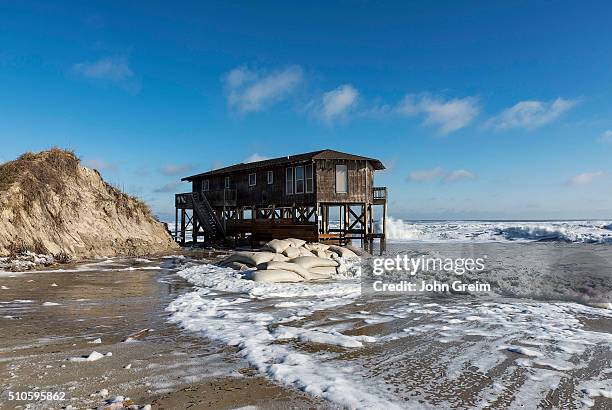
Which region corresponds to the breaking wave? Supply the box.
[385,217,612,244]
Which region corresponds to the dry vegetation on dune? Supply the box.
[1,149,77,195]
[0,148,177,259]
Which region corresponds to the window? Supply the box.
[305,164,313,193]
[286,167,294,194]
[267,170,273,184]
[202,179,209,191]
[225,176,230,189]
[249,173,256,187]
[335,164,348,193]
[295,166,304,193]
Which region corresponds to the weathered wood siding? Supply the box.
[190,158,374,208]
[191,160,316,207]
[315,159,372,203]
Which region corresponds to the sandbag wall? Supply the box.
[218,238,365,283]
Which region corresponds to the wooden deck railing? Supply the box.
[179,187,387,208]
[373,186,387,201]
[175,192,194,208]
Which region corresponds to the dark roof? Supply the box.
[181,149,385,181]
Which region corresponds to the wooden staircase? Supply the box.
[190,192,226,240]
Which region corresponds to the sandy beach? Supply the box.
[1,241,611,409]
[0,255,324,410]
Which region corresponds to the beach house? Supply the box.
[174,149,387,251]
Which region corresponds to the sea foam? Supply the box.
[168,260,612,408]
[384,218,612,244]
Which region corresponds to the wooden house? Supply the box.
[174,149,387,252]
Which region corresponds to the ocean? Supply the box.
[167,219,612,408]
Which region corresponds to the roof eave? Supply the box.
[372,161,385,170]
[181,149,386,179]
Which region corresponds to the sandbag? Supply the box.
[261,239,292,254]
[290,256,339,269]
[344,244,369,257]
[282,247,301,259]
[308,266,336,276]
[271,253,289,262]
[251,269,305,283]
[305,271,332,280]
[219,259,253,268]
[223,251,277,266]
[286,238,306,248]
[304,243,330,252]
[221,261,251,271]
[312,249,333,259]
[297,247,315,256]
[328,245,358,259]
[258,261,311,280]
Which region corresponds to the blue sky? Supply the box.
[1,1,612,220]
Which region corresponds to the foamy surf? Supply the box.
[168,263,404,409]
[384,218,612,244]
[168,262,612,408]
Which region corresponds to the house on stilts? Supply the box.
[174,149,387,253]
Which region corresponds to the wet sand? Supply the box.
[0,256,324,409]
[2,251,611,409]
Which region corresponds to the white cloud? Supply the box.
[600,130,612,143]
[406,167,444,182]
[159,164,195,176]
[244,153,270,163]
[83,158,115,171]
[224,65,303,113]
[397,93,479,135]
[309,84,359,122]
[225,67,256,88]
[566,171,604,187]
[487,98,577,130]
[443,169,476,183]
[72,57,133,82]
